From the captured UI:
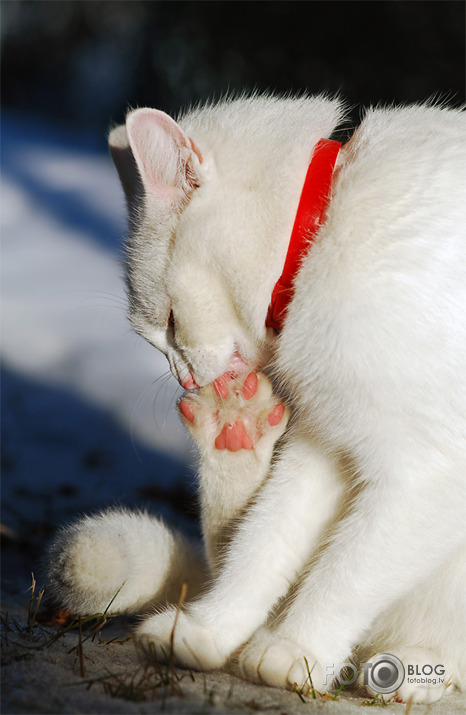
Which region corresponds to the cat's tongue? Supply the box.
[181,374,199,390]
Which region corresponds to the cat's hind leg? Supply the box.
[361,648,448,705]
[359,543,466,704]
[46,508,207,616]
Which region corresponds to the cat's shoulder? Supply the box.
[347,102,465,162]
[332,102,465,216]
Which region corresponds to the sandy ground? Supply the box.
[2,545,465,715]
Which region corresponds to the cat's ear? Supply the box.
[109,109,203,211]
[125,108,203,209]
[108,123,142,207]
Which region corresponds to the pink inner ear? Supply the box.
[126,108,198,203]
[189,138,203,164]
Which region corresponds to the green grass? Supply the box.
[292,655,344,702]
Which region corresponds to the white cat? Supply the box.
[47,95,466,704]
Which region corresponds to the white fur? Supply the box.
[48,96,465,704]
[47,509,208,613]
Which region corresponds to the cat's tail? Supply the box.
[46,508,208,616]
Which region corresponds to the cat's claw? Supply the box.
[178,371,289,454]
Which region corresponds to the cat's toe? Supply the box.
[217,371,289,453]
[238,628,274,684]
[136,608,226,671]
[178,371,289,455]
[177,390,218,437]
[239,631,322,693]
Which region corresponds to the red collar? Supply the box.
[266,138,341,331]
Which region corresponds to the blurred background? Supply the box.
[1,1,465,579]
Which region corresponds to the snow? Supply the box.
[1,114,195,532]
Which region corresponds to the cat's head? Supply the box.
[109,95,343,387]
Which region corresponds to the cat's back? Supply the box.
[279,103,466,452]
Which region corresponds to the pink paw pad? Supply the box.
[242,372,258,400]
[267,403,285,426]
[214,421,254,452]
[179,399,195,422]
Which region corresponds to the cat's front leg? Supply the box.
[178,370,290,568]
[136,434,344,670]
[135,370,291,669]
[241,457,466,699]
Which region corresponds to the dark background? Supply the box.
[2,0,465,138]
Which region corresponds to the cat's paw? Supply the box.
[136,607,226,671]
[238,628,324,694]
[361,649,447,704]
[178,371,289,455]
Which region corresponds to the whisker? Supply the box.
[165,382,184,430]
[152,372,182,436]
[83,289,128,306]
[229,371,247,396]
[130,371,175,460]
